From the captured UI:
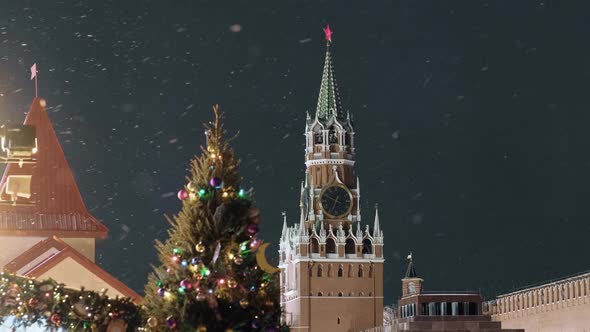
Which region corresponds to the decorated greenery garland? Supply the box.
[0,271,142,331]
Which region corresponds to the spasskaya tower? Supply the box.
[278,26,384,331]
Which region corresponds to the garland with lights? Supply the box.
[143,105,287,331]
[0,271,142,331]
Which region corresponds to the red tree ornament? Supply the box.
[50,313,61,326]
[177,189,189,200]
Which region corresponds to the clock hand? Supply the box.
[325,196,337,203]
[331,197,340,212]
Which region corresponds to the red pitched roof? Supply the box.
[0,98,108,238]
[4,236,142,303]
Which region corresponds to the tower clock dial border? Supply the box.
[319,184,353,218]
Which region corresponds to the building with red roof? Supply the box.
[0,97,141,303]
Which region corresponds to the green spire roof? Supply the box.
[315,42,343,121]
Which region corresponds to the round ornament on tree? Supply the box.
[195,242,206,253]
[247,223,259,235]
[50,313,61,326]
[166,316,177,329]
[177,189,189,200]
[147,317,158,328]
[233,257,243,265]
[250,238,261,250]
[209,177,223,189]
[180,279,191,289]
[27,298,39,308]
[227,277,238,289]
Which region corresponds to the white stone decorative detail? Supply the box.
[356,222,363,239]
[319,227,327,242]
[305,158,355,167]
[337,222,346,243]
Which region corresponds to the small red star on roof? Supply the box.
[323,25,333,43]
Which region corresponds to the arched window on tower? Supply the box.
[358,265,364,278]
[310,237,319,253]
[348,264,354,278]
[317,264,323,277]
[362,239,373,254]
[338,264,343,277]
[326,238,336,254]
[327,264,333,277]
[369,265,374,278]
[345,238,355,254]
[345,133,351,146]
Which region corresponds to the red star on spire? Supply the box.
[323,25,333,43]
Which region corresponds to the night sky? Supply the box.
[1,1,589,305]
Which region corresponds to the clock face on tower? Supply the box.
[320,184,353,218]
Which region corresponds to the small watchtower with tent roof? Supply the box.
[0,65,140,309]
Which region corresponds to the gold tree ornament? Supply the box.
[226,278,237,289]
[147,317,158,327]
[187,181,197,192]
[239,298,249,309]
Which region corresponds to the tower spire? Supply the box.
[281,211,288,238]
[373,203,381,237]
[315,25,343,121]
[405,252,417,278]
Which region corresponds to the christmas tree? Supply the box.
[143,106,284,331]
